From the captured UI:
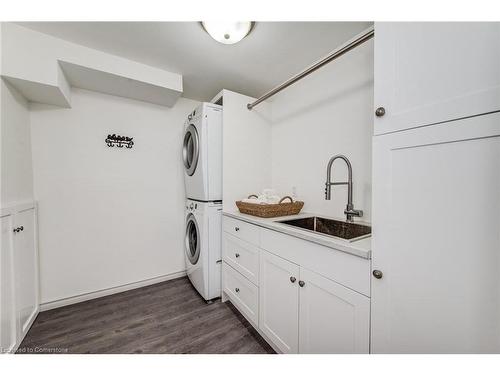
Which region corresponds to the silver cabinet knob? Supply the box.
[235,253,240,258]
[298,280,305,287]
[235,227,240,232]
[290,276,296,283]
[375,107,386,117]
[235,287,240,293]
[372,270,383,279]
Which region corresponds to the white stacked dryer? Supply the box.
[183,103,222,201]
[182,103,223,301]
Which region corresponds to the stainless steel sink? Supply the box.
[277,216,371,242]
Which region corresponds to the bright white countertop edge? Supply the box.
[223,211,372,260]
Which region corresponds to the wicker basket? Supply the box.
[235,195,304,218]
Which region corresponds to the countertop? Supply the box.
[223,211,371,259]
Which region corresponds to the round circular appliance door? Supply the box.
[182,124,199,176]
[185,214,200,265]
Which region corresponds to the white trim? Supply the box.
[11,306,39,354]
[210,89,224,104]
[40,271,187,311]
[0,200,36,217]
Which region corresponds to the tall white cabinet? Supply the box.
[371,22,500,353]
[0,202,39,353]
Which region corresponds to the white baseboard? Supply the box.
[40,271,187,312]
[11,305,39,353]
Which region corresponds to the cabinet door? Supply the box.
[374,22,500,135]
[299,268,370,353]
[1,215,16,353]
[371,112,500,353]
[13,208,39,338]
[259,249,299,353]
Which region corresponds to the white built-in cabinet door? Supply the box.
[371,111,500,353]
[299,267,370,353]
[1,215,16,353]
[12,208,38,339]
[259,250,299,354]
[374,22,500,135]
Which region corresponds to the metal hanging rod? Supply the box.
[247,26,374,110]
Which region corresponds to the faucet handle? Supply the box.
[344,208,363,218]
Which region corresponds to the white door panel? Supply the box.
[299,267,370,353]
[1,215,16,353]
[259,249,299,353]
[13,208,38,337]
[371,112,500,353]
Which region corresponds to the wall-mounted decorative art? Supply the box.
[105,134,134,149]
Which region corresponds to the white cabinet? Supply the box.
[374,22,500,135]
[1,215,16,353]
[222,216,371,354]
[371,112,500,353]
[299,268,369,354]
[259,250,299,354]
[13,208,39,339]
[0,203,39,354]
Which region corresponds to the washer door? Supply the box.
[182,124,199,176]
[185,213,200,265]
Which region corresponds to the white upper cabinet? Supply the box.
[374,22,500,135]
[299,267,370,354]
[13,208,39,339]
[259,250,299,354]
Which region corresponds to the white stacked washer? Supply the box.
[182,103,223,301]
[184,199,222,301]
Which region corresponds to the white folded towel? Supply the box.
[242,197,267,204]
[263,195,280,204]
[242,194,281,205]
[241,188,287,205]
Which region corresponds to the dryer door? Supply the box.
[185,213,201,265]
[182,124,199,176]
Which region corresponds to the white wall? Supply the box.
[30,88,198,304]
[1,79,33,206]
[271,39,374,221]
[222,90,272,213]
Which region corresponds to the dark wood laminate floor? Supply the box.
[17,277,274,354]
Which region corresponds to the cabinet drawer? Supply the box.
[223,263,259,326]
[223,233,259,285]
[223,216,260,246]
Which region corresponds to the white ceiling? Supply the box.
[18,22,372,102]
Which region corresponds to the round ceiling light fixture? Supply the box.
[201,22,255,45]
